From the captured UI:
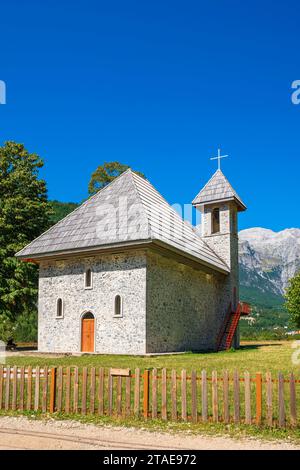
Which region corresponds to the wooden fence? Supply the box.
[0,366,299,428]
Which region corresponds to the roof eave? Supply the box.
[16,237,229,275]
[192,196,247,212]
[15,239,154,262]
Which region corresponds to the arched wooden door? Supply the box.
[81,312,95,352]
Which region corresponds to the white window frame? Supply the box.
[84,267,93,290]
[56,297,64,319]
[113,295,123,318]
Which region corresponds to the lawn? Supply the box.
[5,341,300,376]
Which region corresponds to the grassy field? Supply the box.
[5,341,300,375]
[2,341,300,443]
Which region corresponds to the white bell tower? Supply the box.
[192,151,246,316]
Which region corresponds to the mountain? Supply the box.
[239,227,300,298]
[238,227,300,338]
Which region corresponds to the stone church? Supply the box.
[16,166,246,354]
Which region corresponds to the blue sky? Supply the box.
[0,0,299,231]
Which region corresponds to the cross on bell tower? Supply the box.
[210,148,228,170]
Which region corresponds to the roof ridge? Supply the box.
[131,172,223,261]
[128,172,153,239]
[192,169,220,204]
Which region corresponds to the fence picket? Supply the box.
[212,370,218,423]
[19,367,25,412]
[34,366,40,411]
[27,367,32,411]
[90,367,96,414]
[108,372,113,416]
[201,370,208,423]
[65,367,71,413]
[233,370,240,424]
[181,369,187,421]
[152,368,158,419]
[266,371,273,427]
[191,370,197,423]
[42,366,48,413]
[12,366,17,411]
[143,370,149,419]
[171,369,177,421]
[256,373,262,425]
[98,368,104,415]
[125,375,131,417]
[73,367,79,413]
[223,370,229,424]
[5,366,10,411]
[82,367,88,415]
[49,367,57,413]
[117,376,122,416]
[161,368,167,420]
[290,372,297,428]
[57,366,63,412]
[134,368,140,417]
[278,372,285,428]
[244,371,251,425]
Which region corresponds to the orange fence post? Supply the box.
[256,372,262,425]
[49,367,57,413]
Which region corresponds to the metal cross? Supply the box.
[210,148,228,170]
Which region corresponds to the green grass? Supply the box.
[6,341,300,376]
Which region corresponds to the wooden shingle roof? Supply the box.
[192,169,246,211]
[16,170,229,273]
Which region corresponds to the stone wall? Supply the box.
[145,251,230,353]
[38,250,147,354]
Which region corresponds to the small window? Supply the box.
[85,268,92,289]
[212,208,220,234]
[114,295,122,317]
[56,298,63,318]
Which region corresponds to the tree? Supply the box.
[88,161,145,195]
[0,141,51,322]
[285,272,300,328]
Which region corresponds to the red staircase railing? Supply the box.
[225,303,241,350]
[216,301,251,351]
[216,302,232,351]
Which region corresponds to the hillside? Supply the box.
[49,200,79,225]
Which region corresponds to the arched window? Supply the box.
[114,295,122,317]
[84,268,92,289]
[56,298,63,318]
[212,208,220,234]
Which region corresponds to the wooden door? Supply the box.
[81,317,95,352]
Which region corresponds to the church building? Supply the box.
[16,163,247,354]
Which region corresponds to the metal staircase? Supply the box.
[216,301,251,351]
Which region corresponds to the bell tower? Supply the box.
[192,160,246,315]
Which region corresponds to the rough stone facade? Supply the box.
[37,246,233,354]
[38,250,147,354]
[146,251,230,353]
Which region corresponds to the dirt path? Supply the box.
[0,416,298,450]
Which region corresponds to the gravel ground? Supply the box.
[0,416,298,450]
